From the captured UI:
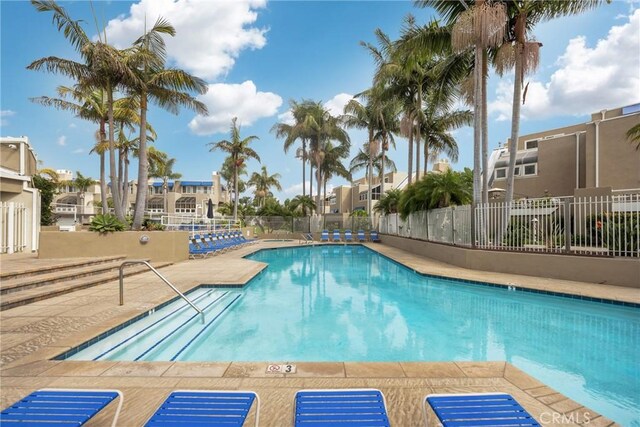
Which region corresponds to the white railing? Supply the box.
[0,202,27,254]
[160,214,241,234]
[380,193,639,258]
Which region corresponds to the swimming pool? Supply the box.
[66,245,639,425]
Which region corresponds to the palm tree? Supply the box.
[148,149,182,214]
[374,188,402,215]
[127,17,208,230]
[208,117,260,221]
[220,155,247,204]
[349,142,397,194]
[29,0,143,222]
[73,171,97,217]
[272,100,320,198]
[248,166,282,207]
[319,141,351,212]
[289,195,316,216]
[32,86,141,214]
[496,1,606,202]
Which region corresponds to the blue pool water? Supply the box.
[68,245,639,425]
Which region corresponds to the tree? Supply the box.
[33,174,58,225]
[289,195,316,216]
[72,171,97,217]
[272,99,321,198]
[148,148,182,214]
[208,117,260,221]
[349,142,397,205]
[374,188,402,215]
[128,17,208,229]
[29,0,143,222]
[627,123,640,150]
[398,168,472,219]
[32,86,141,215]
[248,166,282,207]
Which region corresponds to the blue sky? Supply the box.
[1,0,639,200]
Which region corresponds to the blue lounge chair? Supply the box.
[332,229,342,242]
[357,229,366,242]
[370,230,381,242]
[294,389,389,426]
[146,390,260,427]
[344,229,353,242]
[189,241,212,259]
[300,233,314,244]
[424,393,540,427]
[0,388,123,427]
[320,230,329,242]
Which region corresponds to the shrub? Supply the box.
[89,214,126,234]
[143,219,165,231]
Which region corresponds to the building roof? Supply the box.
[179,181,213,186]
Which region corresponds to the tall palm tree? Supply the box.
[73,171,97,217]
[29,0,143,222]
[208,117,261,221]
[272,99,320,198]
[319,141,351,212]
[248,166,282,207]
[497,0,605,202]
[32,86,141,214]
[148,149,182,214]
[349,142,397,191]
[127,17,208,229]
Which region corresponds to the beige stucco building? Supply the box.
[0,136,40,252]
[53,171,229,224]
[490,104,640,198]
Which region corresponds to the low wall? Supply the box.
[39,231,189,262]
[381,235,640,288]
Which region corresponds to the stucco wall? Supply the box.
[39,231,190,262]
[380,235,640,288]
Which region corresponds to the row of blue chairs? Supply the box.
[1,388,540,426]
[320,229,381,243]
[189,231,256,258]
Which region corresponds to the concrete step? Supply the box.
[1,260,144,295]
[0,262,173,311]
[0,255,127,281]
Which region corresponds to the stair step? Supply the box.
[1,260,146,295]
[0,255,127,281]
[0,262,172,311]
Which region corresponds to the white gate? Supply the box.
[0,202,28,254]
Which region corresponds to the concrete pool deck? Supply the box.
[0,240,629,426]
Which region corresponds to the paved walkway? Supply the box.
[0,241,625,426]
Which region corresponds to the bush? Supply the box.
[32,175,57,226]
[143,219,165,231]
[89,214,126,234]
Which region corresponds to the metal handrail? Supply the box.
[119,260,205,324]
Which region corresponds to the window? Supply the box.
[146,198,164,212]
[175,197,196,213]
[495,168,507,179]
[524,164,537,176]
[359,193,368,201]
[384,177,390,183]
[514,166,521,177]
[525,139,538,150]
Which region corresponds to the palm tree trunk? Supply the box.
[423,139,428,175]
[415,129,421,182]
[316,165,322,215]
[482,49,489,205]
[323,179,327,213]
[407,120,414,186]
[99,120,108,215]
[302,140,306,198]
[122,150,129,214]
[132,94,149,230]
[233,161,239,221]
[107,87,125,222]
[380,134,386,197]
[118,147,124,208]
[473,45,482,205]
[163,179,168,214]
[309,163,314,202]
[367,130,373,216]
[505,17,525,204]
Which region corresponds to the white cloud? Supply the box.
[188,81,282,135]
[103,0,267,80]
[72,148,84,154]
[0,110,15,126]
[489,9,640,121]
[57,136,67,146]
[68,123,77,129]
[284,181,310,196]
[277,110,295,126]
[323,93,354,116]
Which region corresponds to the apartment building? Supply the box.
[490,104,640,198]
[0,136,40,252]
[53,171,229,223]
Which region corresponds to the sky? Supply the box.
[1,0,639,201]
